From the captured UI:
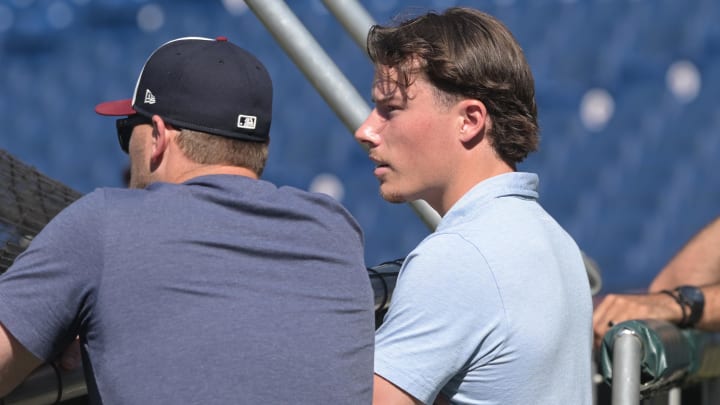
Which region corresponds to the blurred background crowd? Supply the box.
[1,0,718,294]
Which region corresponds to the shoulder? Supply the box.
[43,188,109,228]
[396,232,498,304]
[22,188,133,251]
[61,187,147,218]
[278,186,363,234]
[408,232,489,275]
[278,185,348,211]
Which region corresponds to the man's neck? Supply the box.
[435,160,514,216]
[167,164,258,184]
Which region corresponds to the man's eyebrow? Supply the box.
[370,94,390,104]
[370,75,400,104]
[370,89,395,105]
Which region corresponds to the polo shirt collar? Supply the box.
[438,172,539,230]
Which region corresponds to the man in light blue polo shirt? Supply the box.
[355,7,593,405]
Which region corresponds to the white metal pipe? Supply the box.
[668,387,681,405]
[612,331,643,405]
[245,0,370,138]
[320,0,375,52]
[245,0,441,230]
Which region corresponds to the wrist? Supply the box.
[659,289,687,324]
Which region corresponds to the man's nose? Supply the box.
[354,110,382,147]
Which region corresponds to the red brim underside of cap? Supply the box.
[95,99,136,116]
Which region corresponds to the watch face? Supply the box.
[678,286,704,304]
[677,285,705,327]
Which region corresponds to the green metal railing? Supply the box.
[600,319,720,405]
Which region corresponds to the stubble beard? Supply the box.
[379,187,406,204]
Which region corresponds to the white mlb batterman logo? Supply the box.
[237,114,257,130]
[144,89,156,104]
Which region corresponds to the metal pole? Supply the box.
[320,0,375,52]
[667,387,681,405]
[612,331,643,405]
[1,363,86,405]
[319,0,441,230]
[244,0,441,230]
[244,0,369,137]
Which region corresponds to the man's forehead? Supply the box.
[371,82,398,103]
[371,65,412,102]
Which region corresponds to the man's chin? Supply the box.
[380,189,407,204]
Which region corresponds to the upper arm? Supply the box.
[374,235,504,403]
[0,323,43,397]
[0,192,103,363]
[373,374,423,405]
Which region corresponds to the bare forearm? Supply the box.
[0,324,43,397]
[695,283,720,331]
[650,217,720,292]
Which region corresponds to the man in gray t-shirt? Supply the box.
[0,37,374,404]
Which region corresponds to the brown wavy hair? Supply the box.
[367,7,539,166]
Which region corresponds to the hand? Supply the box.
[592,292,682,348]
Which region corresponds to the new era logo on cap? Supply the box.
[144,89,156,104]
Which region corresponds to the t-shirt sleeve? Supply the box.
[0,190,104,361]
[374,233,507,404]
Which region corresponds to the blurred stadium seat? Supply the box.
[0,0,717,294]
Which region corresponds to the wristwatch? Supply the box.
[674,285,705,328]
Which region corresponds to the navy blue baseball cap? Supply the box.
[95,36,272,142]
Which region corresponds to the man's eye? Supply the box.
[381,105,400,114]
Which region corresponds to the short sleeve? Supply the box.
[0,190,104,361]
[374,233,508,404]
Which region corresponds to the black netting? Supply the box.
[0,149,81,273]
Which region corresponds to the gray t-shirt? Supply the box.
[375,172,593,405]
[0,174,375,404]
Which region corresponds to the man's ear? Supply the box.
[150,115,171,161]
[457,99,488,144]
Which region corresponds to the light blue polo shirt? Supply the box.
[375,172,593,405]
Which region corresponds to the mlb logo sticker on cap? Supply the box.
[237,115,257,130]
